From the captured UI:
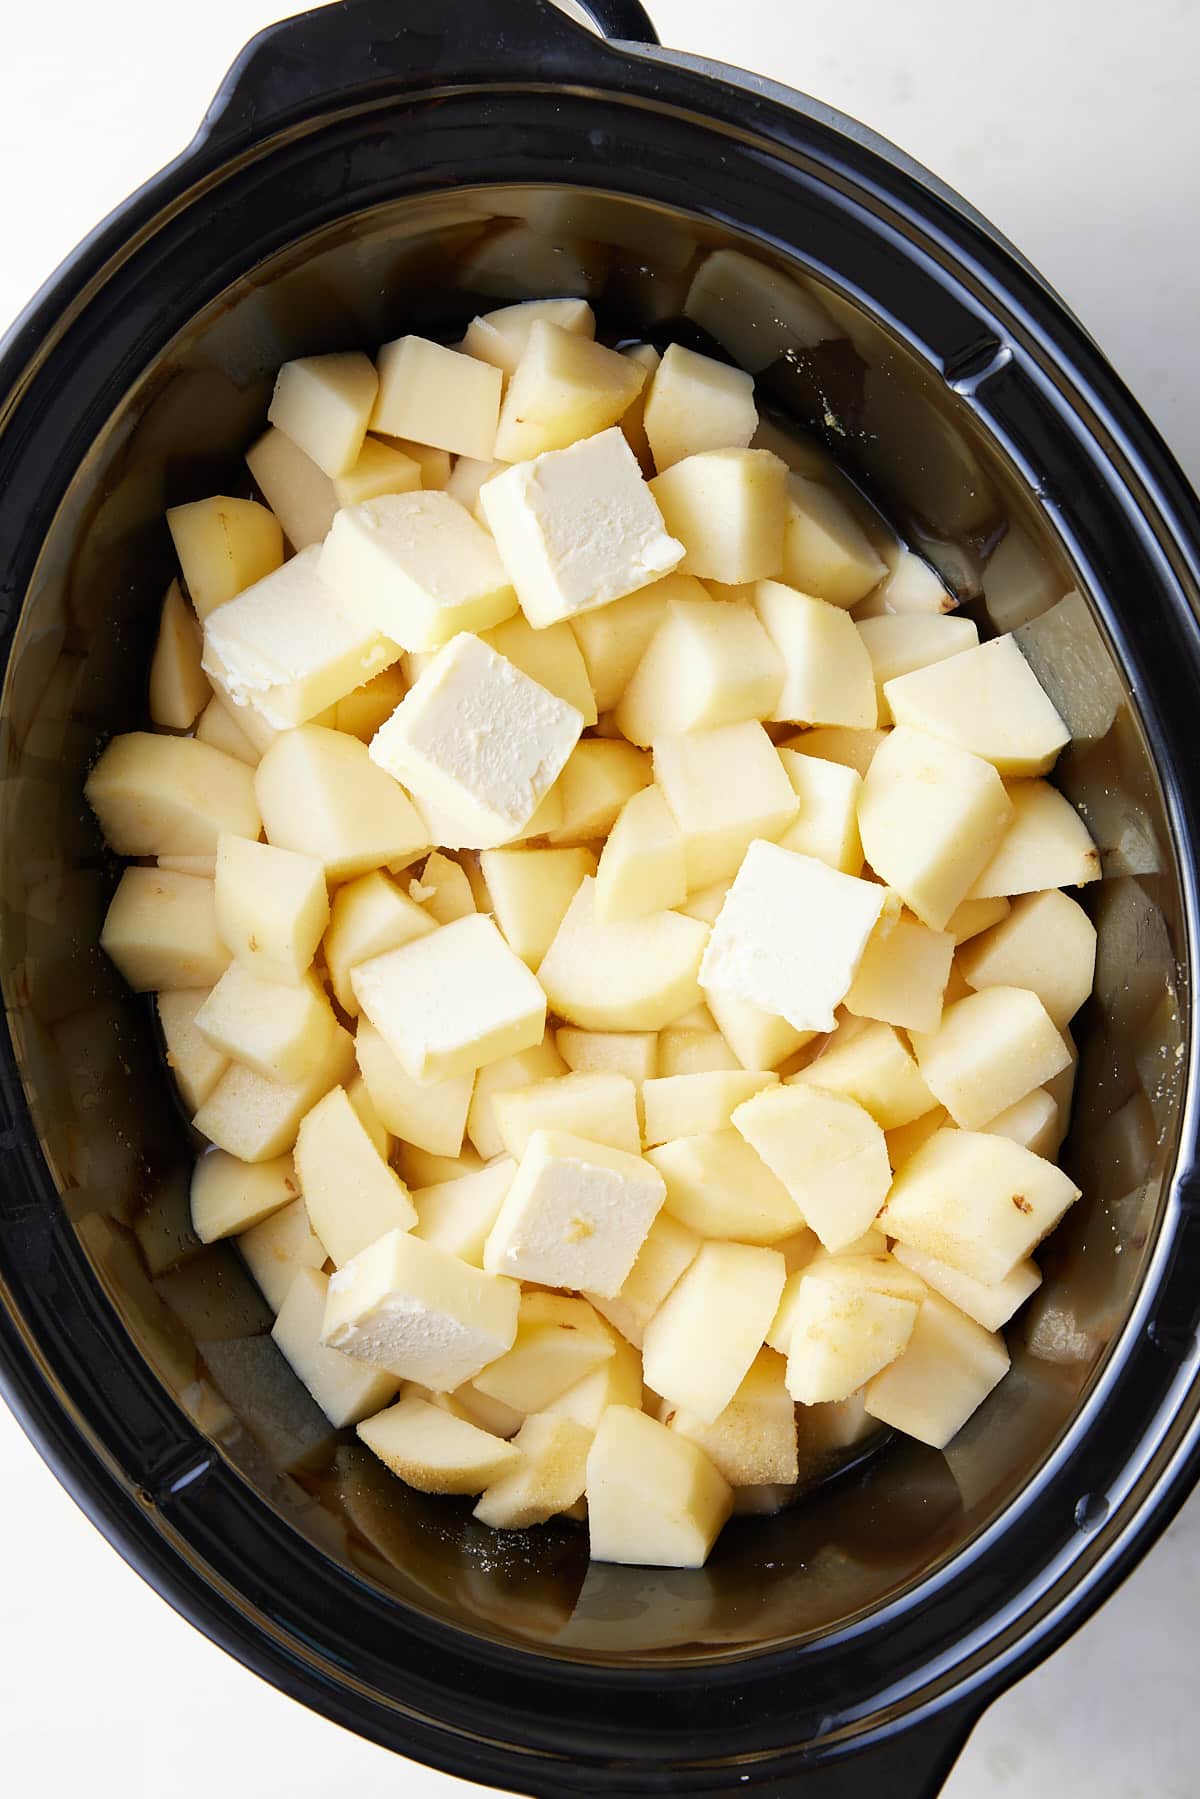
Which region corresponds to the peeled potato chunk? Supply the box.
[86,733,260,859]
[642,1240,786,1424]
[969,780,1101,898]
[101,869,231,993]
[493,321,646,462]
[910,985,1071,1130]
[732,1084,892,1254]
[663,1348,798,1486]
[294,1084,416,1266]
[214,834,329,988]
[149,581,209,729]
[358,1393,520,1494]
[474,1413,593,1530]
[166,495,283,621]
[863,1292,1010,1449]
[538,876,708,1033]
[650,447,788,584]
[884,633,1070,777]
[615,593,783,746]
[586,1405,732,1569]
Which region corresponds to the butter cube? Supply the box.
[663,1348,798,1486]
[588,1211,699,1348]
[856,613,980,723]
[246,428,336,551]
[195,963,336,1084]
[320,492,516,652]
[891,1242,1042,1333]
[167,495,284,619]
[654,721,799,890]
[352,913,546,1082]
[547,740,651,846]
[864,1292,1010,1449]
[157,990,228,1111]
[643,1241,786,1424]
[202,546,399,730]
[372,334,503,460]
[255,725,428,882]
[295,1085,416,1265]
[473,1291,617,1410]
[268,351,379,477]
[586,1406,731,1568]
[557,1029,657,1085]
[273,1267,398,1427]
[958,888,1096,1028]
[642,1071,778,1147]
[480,612,597,725]
[324,870,434,1013]
[910,985,1070,1129]
[214,834,329,987]
[482,845,597,967]
[190,1148,298,1242]
[650,448,787,583]
[149,581,209,728]
[332,437,422,508]
[700,841,885,1033]
[569,575,680,711]
[784,1272,918,1404]
[101,869,231,992]
[885,634,1070,777]
[358,1392,519,1493]
[753,581,877,727]
[781,475,886,607]
[968,780,1101,898]
[238,1196,327,1312]
[791,1017,934,1129]
[86,733,260,858]
[615,594,783,746]
[593,784,686,923]
[483,1129,666,1297]
[844,915,955,1034]
[474,1413,593,1530]
[732,1084,891,1253]
[354,1019,473,1157]
[643,342,757,472]
[775,749,864,875]
[369,634,582,849]
[493,322,646,462]
[192,1023,355,1163]
[480,428,683,628]
[411,1160,516,1267]
[647,1131,803,1244]
[536,878,708,1032]
[466,1036,568,1161]
[492,1072,642,1160]
[322,1228,519,1387]
[463,297,595,376]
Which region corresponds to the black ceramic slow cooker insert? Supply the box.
[1,2,1199,1794]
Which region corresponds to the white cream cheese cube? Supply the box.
[462,297,596,376]
[149,581,209,728]
[864,1292,1010,1449]
[781,475,887,608]
[190,1147,298,1242]
[352,913,547,1082]
[732,1084,891,1253]
[536,877,708,1033]
[492,1071,641,1160]
[492,322,646,462]
[324,869,435,1013]
[784,1273,918,1405]
[245,428,336,551]
[615,594,784,746]
[157,990,228,1112]
[322,1228,519,1388]
[214,833,329,988]
[268,351,379,478]
[587,1211,700,1348]
[295,1085,417,1266]
[891,1242,1042,1333]
[586,1405,732,1569]
[968,781,1102,898]
[255,725,428,882]
[753,581,878,727]
[885,633,1070,777]
[273,1267,399,1428]
[700,840,886,1033]
[372,335,503,460]
[167,494,284,619]
[653,721,799,890]
[238,1195,327,1313]
[353,1018,474,1156]
[647,1131,805,1245]
[369,634,582,849]
[101,869,231,993]
[474,1413,594,1530]
[357,1392,520,1493]
[650,448,788,584]
[480,428,683,628]
[411,1160,516,1267]
[775,749,863,874]
[643,342,757,472]
[85,732,260,859]
[642,1241,786,1425]
[483,1128,666,1298]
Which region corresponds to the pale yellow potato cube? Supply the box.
[394,1143,484,1189]
[273,1266,398,1427]
[784,724,887,776]
[587,1404,731,1567]
[891,1242,1042,1333]
[647,1131,803,1244]
[101,869,231,993]
[732,1084,890,1253]
[195,696,259,766]
[753,581,877,727]
[655,1027,742,1076]
[946,894,1011,944]
[774,749,864,876]
[536,878,708,1032]
[856,613,979,724]
[587,1211,699,1348]
[968,779,1101,898]
[557,1029,657,1084]
[643,342,757,473]
[376,436,452,488]
[843,915,955,1034]
[354,1018,473,1157]
[483,1130,665,1297]
[568,576,681,712]
[643,1240,786,1424]
[858,725,1014,930]
[474,1413,593,1530]
[421,1380,525,1443]
[791,1017,934,1130]
[650,448,787,584]
[663,1348,797,1486]
[324,869,434,1013]
[295,1085,416,1266]
[466,1035,567,1161]
[781,475,886,608]
[493,321,645,462]
[482,844,596,967]
[547,740,651,847]
[331,437,422,508]
[411,1159,516,1267]
[615,594,783,746]
[480,612,597,725]
[882,1127,1080,1285]
[885,634,1070,778]
[642,1071,778,1147]
[802,1249,927,1303]
[593,785,686,925]
[357,1392,519,1493]
[863,1291,1010,1448]
[911,986,1070,1130]
[547,1334,642,1431]
[654,720,798,890]
[410,851,475,925]
[702,989,814,1073]
[958,887,1096,1027]
[462,297,595,376]
[473,1290,616,1411]
[684,247,836,372]
[372,334,502,460]
[86,732,260,859]
[784,1273,918,1404]
[766,1264,815,1354]
[167,494,284,620]
[323,1228,519,1387]
[195,963,336,1084]
[157,990,228,1111]
[984,1087,1059,1158]
[192,1023,355,1163]
[246,428,336,551]
[268,351,378,477]
[334,665,409,742]
[255,725,428,882]
[238,1196,326,1312]
[213,834,328,988]
[149,581,209,729]
[620,342,661,472]
[346,1071,391,1159]
[190,1147,298,1242]
[864,545,956,615]
[493,1072,641,1160]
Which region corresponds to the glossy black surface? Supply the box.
[0,2,1199,1795]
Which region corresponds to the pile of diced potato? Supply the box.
[86,297,1100,1569]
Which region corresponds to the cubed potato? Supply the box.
[190,1147,298,1241]
[246,427,337,551]
[656,1027,742,1075]
[858,725,1014,930]
[334,665,409,742]
[474,1413,594,1529]
[863,545,956,615]
[864,1291,1010,1449]
[483,1130,665,1297]
[663,1348,797,1486]
[376,437,452,488]
[642,1071,777,1147]
[195,696,259,766]
[984,1087,1060,1158]
[473,1291,617,1410]
[536,878,708,1032]
[394,1143,485,1189]
[332,437,423,508]
[423,1380,525,1442]
[255,725,428,882]
[149,581,209,729]
[882,1127,1080,1285]
[86,733,260,858]
[324,869,434,1013]
[556,1029,657,1084]
[958,888,1096,1027]
[101,869,231,992]
[493,1072,642,1160]
[569,576,681,712]
[593,785,686,924]
[482,845,596,967]
[856,613,979,723]
[946,894,1011,944]
[732,1084,891,1253]
[157,990,228,1111]
[774,749,864,875]
[480,612,597,725]
[295,1085,416,1265]
[268,351,378,477]
[192,1022,355,1163]
[323,1229,519,1388]
[650,448,787,583]
[781,475,886,608]
[753,582,877,727]
[462,297,595,376]
[493,321,646,461]
[911,986,1070,1130]
[891,1241,1042,1333]
[354,1019,473,1157]
[784,724,887,777]
[791,1017,935,1130]
[411,1159,516,1267]
[587,1405,731,1568]
[654,721,798,890]
[702,989,813,1073]
[843,915,955,1034]
[547,1334,643,1431]
[273,1266,398,1427]
[783,1271,918,1404]
[685,247,837,371]
[194,963,337,1084]
[167,494,284,619]
[547,740,651,847]
[643,1240,786,1424]
[410,851,475,925]
[346,1071,391,1159]
[615,594,783,745]
[213,834,329,987]
[372,334,502,460]
[643,343,757,472]
[238,1196,327,1313]
[647,1131,803,1244]
[968,779,1101,897]
[588,1211,699,1348]
[357,1392,520,1493]
[466,1035,568,1161]
[884,634,1070,778]
[619,342,660,472]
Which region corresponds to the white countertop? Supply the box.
[2,2,1198,1794]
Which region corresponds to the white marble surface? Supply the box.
[2,2,1198,1794]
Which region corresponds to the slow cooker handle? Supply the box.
[717,1701,981,1799]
